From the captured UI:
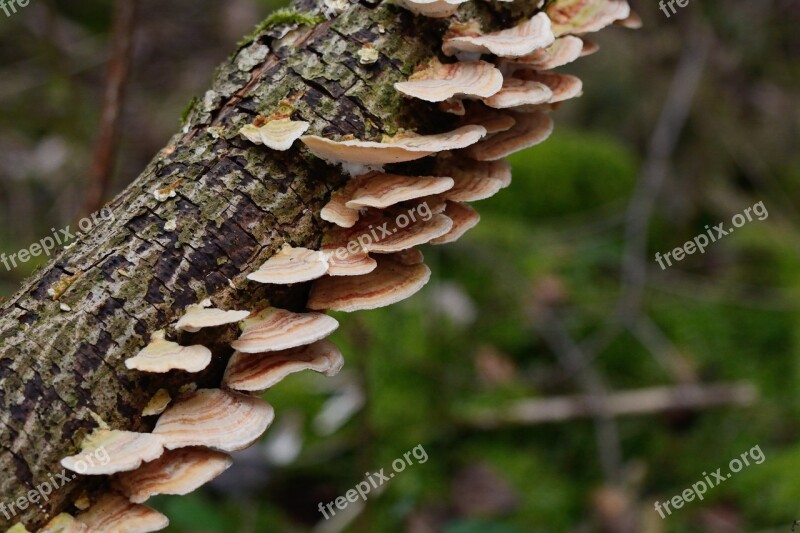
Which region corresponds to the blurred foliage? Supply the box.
[1,0,800,531]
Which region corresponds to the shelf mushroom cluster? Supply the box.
[30,1,636,531]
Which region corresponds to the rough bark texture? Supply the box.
[0,0,536,528]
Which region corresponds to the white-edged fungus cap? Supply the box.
[394,59,503,102]
[175,299,250,333]
[223,339,345,392]
[394,0,469,18]
[463,110,554,161]
[114,448,233,504]
[430,202,481,244]
[300,125,487,167]
[437,157,511,202]
[61,429,165,476]
[125,331,212,373]
[616,9,642,29]
[391,247,425,266]
[40,513,89,533]
[344,172,454,209]
[547,0,631,36]
[153,388,275,452]
[442,13,555,58]
[75,493,169,533]
[240,118,310,151]
[501,35,584,71]
[247,245,330,285]
[308,255,432,312]
[482,78,553,109]
[231,307,339,353]
[515,70,583,103]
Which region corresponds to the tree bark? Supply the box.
[0,0,537,529]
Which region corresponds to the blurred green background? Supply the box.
[1,0,800,531]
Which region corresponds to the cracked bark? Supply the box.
[0,0,538,528]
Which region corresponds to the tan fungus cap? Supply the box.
[247,245,330,285]
[308,255,432,312]
[125,331,212,373]
[394,59,503,102]
[463,110,553,161]
[153,388,275,452]
[61,429,165,476]
[223,339,345,392]
[76,493,169,533]
[114,448,233,504]
[443,13,555,58]
[231,307,339,353]
[175,299,250,333]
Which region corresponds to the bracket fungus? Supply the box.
[394,0,470,18]
[114,448,233,504]
[75,493,168,533]
[300,125,487,171]
[61,430,165,476]
[463,110,554,161]
[223,339,345,392]
[321,182,361,228]
[547,0,631,36]
[239,117,310,151]
[501,35,585,71]
[437,157,512,202]
[515,70,583,103]
[247,245,330,285]
[125,331,212,373]
[459,105,517,134]
[153,389,275,452]
[442,13,555,58]
[344,172,455,209]
[482,78,553,109]
[322,243,379,277]
[394,59,503,102]
[175,299,250,333]
[430,202,481,244]
[308,255,432,312]
[231,307,339,353]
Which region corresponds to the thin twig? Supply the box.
[83,0,138,214]
[463,382,757,427]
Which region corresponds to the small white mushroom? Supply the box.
[61,429,165,476]
[442,13,555,58]
[125,331,212,373]
[153,389,275,452]
[175,299,250,333]
[231,307,339,353]
[223,339,345,392]
[247,245,330,285]
[240,118,310,151]
[394,59,503,102]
